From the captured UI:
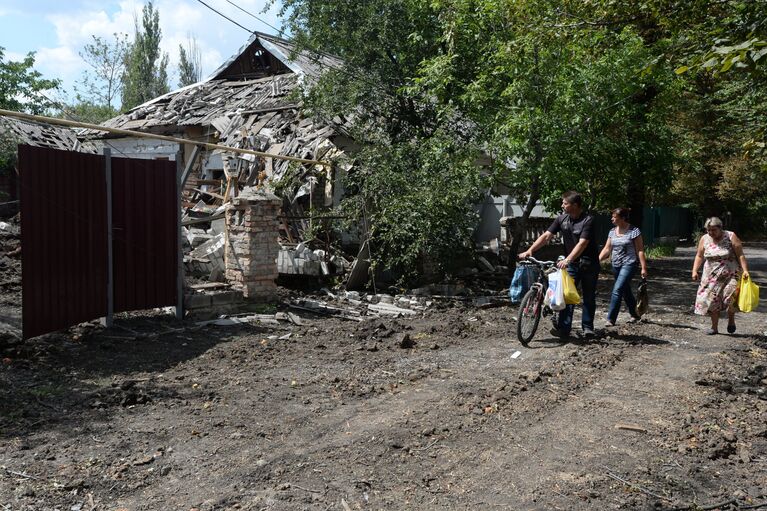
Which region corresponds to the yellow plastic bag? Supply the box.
[737,274,759,313]
[562,269,581,305]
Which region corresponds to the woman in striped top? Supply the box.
[598,208,648,326]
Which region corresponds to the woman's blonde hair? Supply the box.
[704,217,723,229]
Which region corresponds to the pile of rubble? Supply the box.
[0,213,21,281]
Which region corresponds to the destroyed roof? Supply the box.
[100,73,303,132]
[210,32,343,82]
[1,116,93,152]
[89,32,351,176]
[99,32,343,134]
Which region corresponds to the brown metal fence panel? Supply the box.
[19,145,108,339]
[111,157,178,313]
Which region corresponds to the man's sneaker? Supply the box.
[626,316,641,324]
[604,318,616,327]
[582,328,597,338]
[549,327,570,338]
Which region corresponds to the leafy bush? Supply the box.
[645,243,677,259]
[339,132,487,285]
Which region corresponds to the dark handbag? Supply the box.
[636,278,648,317]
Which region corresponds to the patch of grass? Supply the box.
[250,303,277,314]
[645,243,677,259]
[28,384,65,399]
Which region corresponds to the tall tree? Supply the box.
[77,33,130,109]
[121,1,169,110]
[178,36,202,87]
[276,0,679,273]
[275,0,486,281]
[415,1,678,238]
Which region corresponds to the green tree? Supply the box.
[522,0,767,230]
[121,1,169,110]
[63,101,120,125]
[1,47,60,176]
[178,36,202,87]
[279,0,680,266]
[275,0,486,282]
[275,0,767,279]
[0,47,60,114]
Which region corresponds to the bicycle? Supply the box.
[516,256,559,345]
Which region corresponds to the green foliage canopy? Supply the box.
[0,47,60,115]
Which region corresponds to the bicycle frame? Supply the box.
[516,257,558,344]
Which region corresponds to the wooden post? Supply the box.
[175,148,184,320]
[101,148,114,327]
[180,144,200,189]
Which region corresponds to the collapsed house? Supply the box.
[76,32,358,294]
[1,32,559,311]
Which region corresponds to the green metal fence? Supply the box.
[592,206,695,247]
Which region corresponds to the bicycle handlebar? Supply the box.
[519,256,556,266]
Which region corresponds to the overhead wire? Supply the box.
[222,0,282,34]
[193,0,395,98]
[192,0,254,33]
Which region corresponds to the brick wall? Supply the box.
[224,190,281,300]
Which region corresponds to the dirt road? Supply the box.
[1,244,766,510]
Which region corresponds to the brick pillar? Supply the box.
[225,190,281,300]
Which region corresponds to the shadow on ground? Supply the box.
[0,315,269,442]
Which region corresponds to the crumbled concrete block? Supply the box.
[211,290,244,305]
[185,293,212,309]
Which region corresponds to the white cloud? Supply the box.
[47,2,139,47]
[3,0,287,96]
[35,46,86,94]
[4,51,27,62]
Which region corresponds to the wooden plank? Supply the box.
[241,104,300,115]
[615,423,648,433]
[176,145,200,190]
[182,212,226,226]
[191,188,225,200]
[190,282,230,290]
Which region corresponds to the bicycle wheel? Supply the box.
[517,287,542,345]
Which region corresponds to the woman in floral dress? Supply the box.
[692,217,750,334]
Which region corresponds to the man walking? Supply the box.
[518,191,599,338]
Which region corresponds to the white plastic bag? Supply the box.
[544,270,566,311]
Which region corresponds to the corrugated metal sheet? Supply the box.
[20,146,179,339]
[20,145,108,339]
[111,157,178,313]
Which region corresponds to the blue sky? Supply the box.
[0,0,283,102]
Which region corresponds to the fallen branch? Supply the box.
[411,439,439,452]
[615,423,648,433]
[667,498,739,511]
[602,466,671,502]
[741,501,767,510]
[4,468,39,480]
[290,483,321,494]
